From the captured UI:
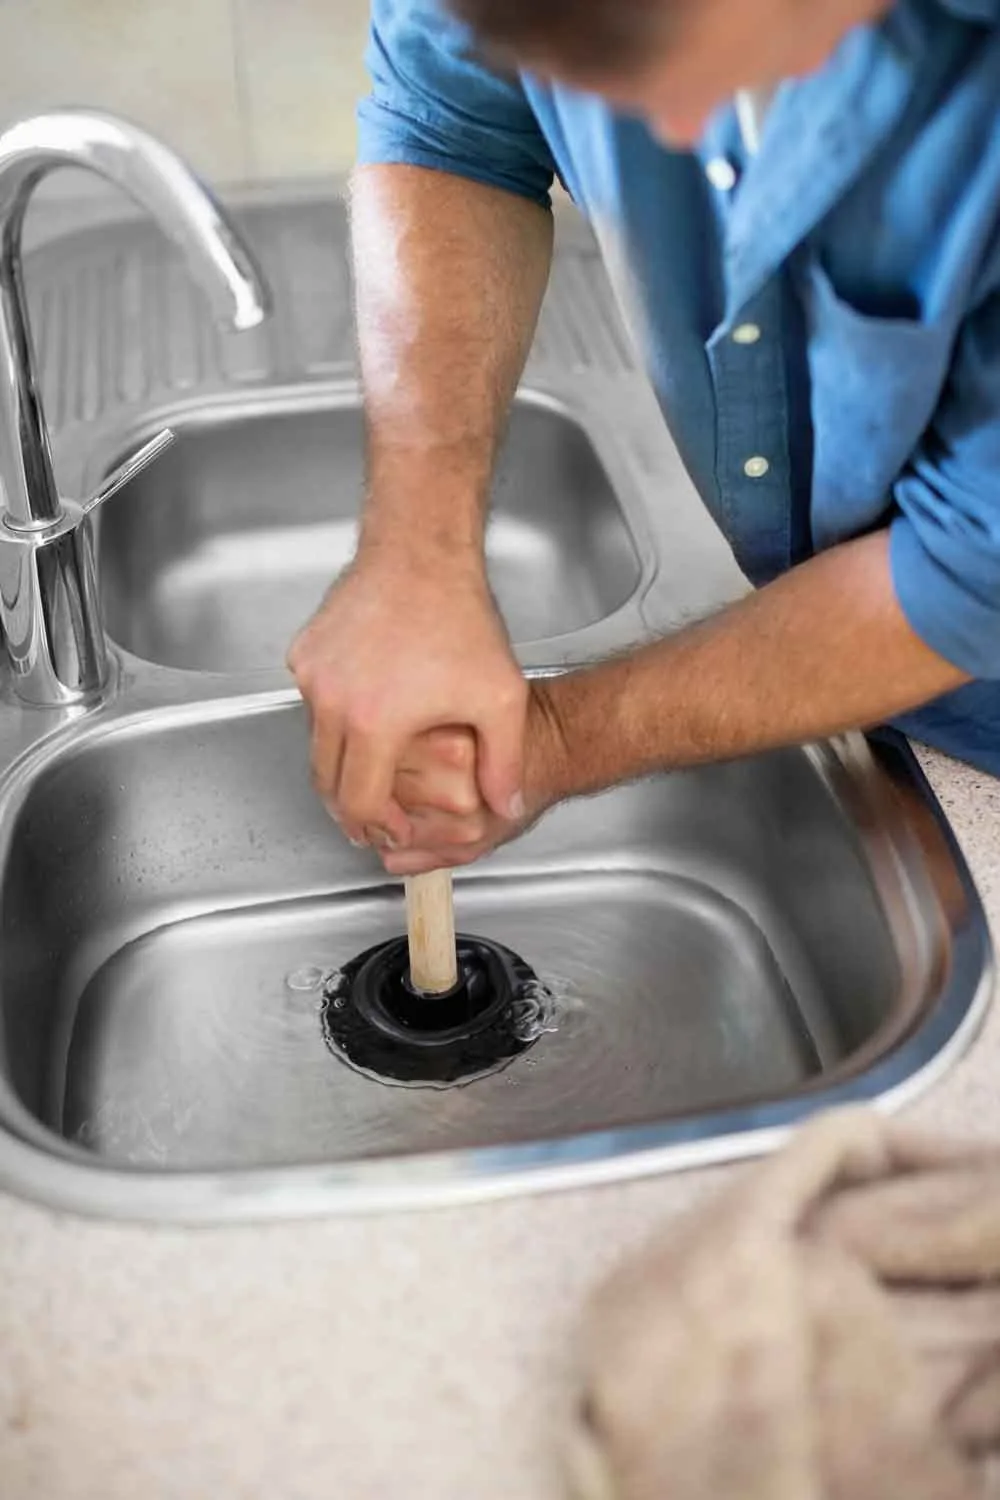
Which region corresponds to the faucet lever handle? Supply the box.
[80,428,175,518]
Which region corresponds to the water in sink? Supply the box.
[59,873,819,1169]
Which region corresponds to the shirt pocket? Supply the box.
[794,253,954,551]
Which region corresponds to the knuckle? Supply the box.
[347,696,386,738]
[440,731,475,772]
[496,674,528,709]
[299,675,339,715]
[316,684,345,714]
[392,784,421,818]
[287,632,322,678]
[286,624,310,662]
[449,785,481,818]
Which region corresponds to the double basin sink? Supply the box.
[0,191,990,1221]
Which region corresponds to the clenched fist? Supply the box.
[288,539,529,851]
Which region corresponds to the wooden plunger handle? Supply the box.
[405,871,458,995]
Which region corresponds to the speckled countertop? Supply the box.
[0,748,994,1498]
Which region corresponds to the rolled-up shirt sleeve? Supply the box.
[891,288,1000,679]
[356,0,556,209]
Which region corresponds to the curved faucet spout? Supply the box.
[0,110,270,529]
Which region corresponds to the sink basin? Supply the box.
[0,699,987,1219]
[95,391,644,673]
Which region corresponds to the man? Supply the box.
[290,0,1000,875]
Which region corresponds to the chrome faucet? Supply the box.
[0,110,270,706]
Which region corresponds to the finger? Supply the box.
[408,807,488,848]
[337,729,412,847]
[316,788,365,845]
[396,733,482,818]
[383,851,445,877]
[474,696,527,821]
[427,726,478,774]
[308,700,346,805]
[363,805,415,852]
[398,726,476,776]
[383,847,481,878]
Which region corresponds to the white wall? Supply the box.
[0,0,371,185]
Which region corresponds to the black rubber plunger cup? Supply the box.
[321,872,545,1086]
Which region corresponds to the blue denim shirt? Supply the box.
[357,0,1000,774]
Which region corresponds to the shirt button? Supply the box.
[732,322,762,345]
[705,156,738,191]
[744,456,770,479]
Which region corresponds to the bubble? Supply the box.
[285,966,327,993]
[509,979,560,1043]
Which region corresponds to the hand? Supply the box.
[380,682,568,875]
[287,539,528,849]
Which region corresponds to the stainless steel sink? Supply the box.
[96,392,644,672]
[0,184,987,1223]
[0,695,988,1218]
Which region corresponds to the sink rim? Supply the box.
[0,706,990,1225]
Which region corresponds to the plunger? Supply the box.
[321,869,546,1085]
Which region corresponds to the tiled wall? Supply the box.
[0,0,371,185]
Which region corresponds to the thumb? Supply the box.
[475,700,527,821]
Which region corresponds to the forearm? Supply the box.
[539,531,970,799]
[350,163,554,562]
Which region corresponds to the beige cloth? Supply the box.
[568,1108,1000,1500]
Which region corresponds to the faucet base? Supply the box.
[0,504,110,706]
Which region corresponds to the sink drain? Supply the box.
[321,934,548,1086]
